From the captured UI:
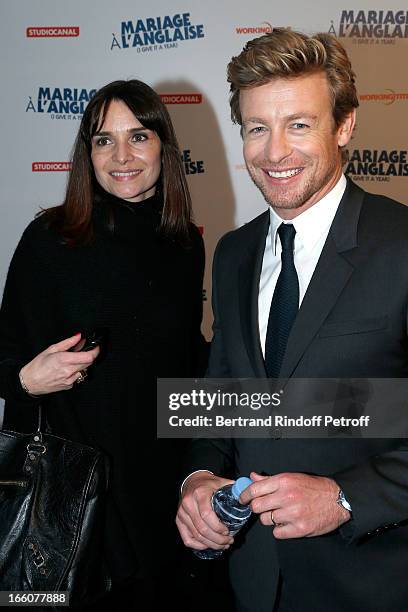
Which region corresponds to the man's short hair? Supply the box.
[228,28,359,128]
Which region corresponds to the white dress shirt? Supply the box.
[258,175,347,356]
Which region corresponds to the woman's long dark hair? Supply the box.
[42,80,192,245]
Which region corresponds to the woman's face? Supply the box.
[91,99,162,202]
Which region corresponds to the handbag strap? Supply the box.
[36,405,43,433]
[35,405,51,438]
[27,405,47,453]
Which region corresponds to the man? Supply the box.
[176,29,408,612]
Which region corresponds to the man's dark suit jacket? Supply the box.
[187,179,408,612]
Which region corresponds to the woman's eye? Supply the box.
[132,133,148,143]
[95,136,111,146]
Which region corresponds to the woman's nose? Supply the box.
[112,141,134,164]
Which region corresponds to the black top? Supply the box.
[0,190,205,583]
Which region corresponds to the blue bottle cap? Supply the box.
[231,476,253,500]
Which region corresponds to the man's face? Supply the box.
[240,72,355,219]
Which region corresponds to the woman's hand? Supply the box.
[19,333,100,395]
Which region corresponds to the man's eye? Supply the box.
[292,123,308,129]
[249,126,266,135]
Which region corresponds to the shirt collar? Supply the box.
[269,174,347,255]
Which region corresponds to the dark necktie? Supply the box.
[265,223,299,378]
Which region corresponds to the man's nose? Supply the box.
[265,130,292,164]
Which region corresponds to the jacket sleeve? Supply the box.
[333,443,408,541]
[188,224,209,377]
[207,234,232,379]
[333,291,408,541]
[0,224,44,416]
[182,233,235,480]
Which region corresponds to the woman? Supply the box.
[0,80,205,607]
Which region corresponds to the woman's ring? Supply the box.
[76,370,87,384]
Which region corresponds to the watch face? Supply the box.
[337,490,352,512]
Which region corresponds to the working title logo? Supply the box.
[26,26,80,38]
[26,87,96,119]
[330,10,408,43]
[360,90,408,105]
[160,93,202,104]
[111,13,205,53]
[345,149,408,183]
[236,22,273,35]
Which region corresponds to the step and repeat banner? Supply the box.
[2,1,408,338]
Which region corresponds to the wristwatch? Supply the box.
[337,488,352,513]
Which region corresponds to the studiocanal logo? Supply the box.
[345,149,408,183]
[26,26,80,38]
[235,22,273,35]
[160,93,202,104]
[32,162,71,172]
[110,13,205,52]
[26,87,96,119]
[360,90,408,105]
[329,10,408,44]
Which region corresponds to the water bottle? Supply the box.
[194,476,253,559]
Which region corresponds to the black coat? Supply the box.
[187,180,408,612]
[0,191,205,584]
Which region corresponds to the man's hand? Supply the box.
[240,471,351,539]
[176,472,234,552]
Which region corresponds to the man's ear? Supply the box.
[337,109,356,147]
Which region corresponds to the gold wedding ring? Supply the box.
[271,511,276,527]
[76,370,87,384]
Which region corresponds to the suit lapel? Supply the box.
[238,212,269,377]
[280,179,366,378]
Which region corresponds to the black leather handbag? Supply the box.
[0,407,111,606]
